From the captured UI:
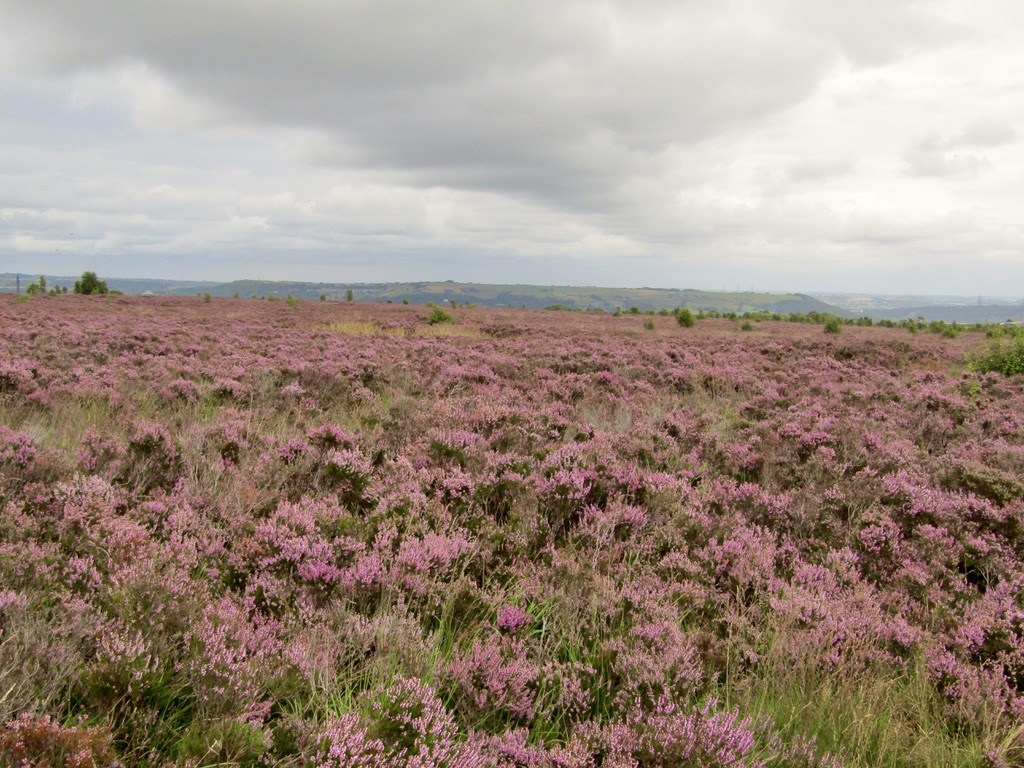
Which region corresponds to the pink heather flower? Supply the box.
[0,426,36,468]
[496,605,529,635]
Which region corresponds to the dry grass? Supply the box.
[412,325,490,338]
[328,321,379,335]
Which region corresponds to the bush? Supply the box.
[970,336,1024,376]
[677,307,696,328]
[823,317,842,335]
[427,307,456,325]
[25,277,46,295]
[73,271,108,295]
[0,715,117,768]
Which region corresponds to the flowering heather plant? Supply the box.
[0,425,36,470]
[443,634,540,727]
[0,714,117,768]
[496,604,529,635]
[316,675,485,767]
[2,295,1024,766]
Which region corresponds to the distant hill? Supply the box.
[862,304,1024,324]
[210,280,853,316]
[0,273,853,316]
[811,292,1024,324]
[0,273,217,296]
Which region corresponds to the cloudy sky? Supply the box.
[2,0,1023,295]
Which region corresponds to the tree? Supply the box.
[73,271,108,295]
[25,276,46,295]
[346,289,354,302]
[677,307,696,328]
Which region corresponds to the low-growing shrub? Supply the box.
[970,336,1024,376]
[677,307,696,328]
[426,307,456,325]
[0,715,117,768]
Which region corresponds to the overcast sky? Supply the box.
[2,1,1023,295]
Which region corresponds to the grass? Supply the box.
[733,629,1020,768]
[412,325,490,338]
[328,321,379,335]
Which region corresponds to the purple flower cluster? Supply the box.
[1,295,1023,765]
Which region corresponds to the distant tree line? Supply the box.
[21,271,110,296]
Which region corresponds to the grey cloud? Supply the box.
[780,0,958,66]
[3,0,1021,296]
[786,154,856,181]
[945,119,1017,148]
[900,120,1015,179]
[0,0,942,212]
[902,144,992,178]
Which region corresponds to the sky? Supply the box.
[2,0,1023,296]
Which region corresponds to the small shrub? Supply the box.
[823,317,842,335]
[677,307,696,328]
[740,321,754,331]
[643,319,656,331]
[427,307,455,325]
[970,336,1024,376]
[25,277,47,295]
[175,718,269,767]
[0,714,117,768]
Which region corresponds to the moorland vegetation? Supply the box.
[1,294,1023,767]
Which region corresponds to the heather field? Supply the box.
[3,295,1024,768]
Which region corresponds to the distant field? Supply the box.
[1,295,1022,767]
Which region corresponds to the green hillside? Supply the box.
[0,274,852,316]
[215,279,852,315]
